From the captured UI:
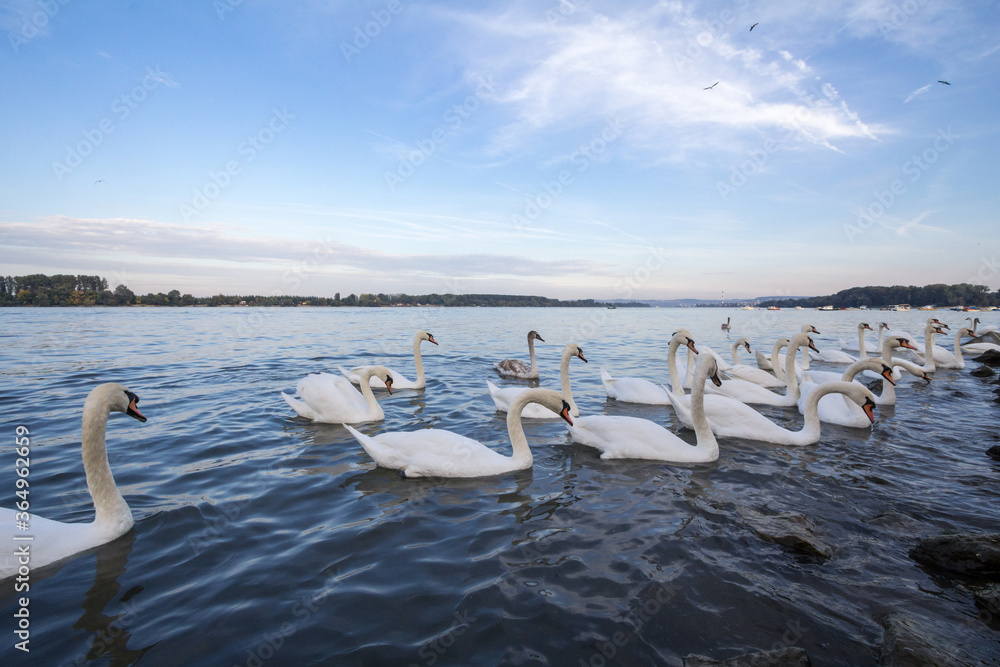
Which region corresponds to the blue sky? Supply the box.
[1,0,998,300]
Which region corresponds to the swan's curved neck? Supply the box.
[877,324,886,353]
[667,337,685,394]
[559,347,577,411]
[800,382,848,440]
[82,394,131,528]
[527,336,538,375]
[689,361,718,456]
[951,329,965,363]
[923,327,937,372]
[783,340,803,400]
[731,340,742,365]
[858,325,869,360]
[412,335,426,387]
[771,339,789,381]
[506,392,538,467]
[359,369,383,415]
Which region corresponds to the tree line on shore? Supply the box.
[0,274,646,308]
[757,283,1000,309]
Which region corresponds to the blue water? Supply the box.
[0,306,998,665]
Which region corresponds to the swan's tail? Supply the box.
[344,424,396,470]
[599,367,615,385]
[281,392,317,420]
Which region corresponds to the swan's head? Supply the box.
[838,383,878,424]
[741,338,751,354]
[523,389,573,425]
[860,322,872,331]
[90,383,147,423]
[880,322,889,330]
[418,331,438,345]
[890,336,918,352]
[877,363,897,386]
[363,366,394,394]
[703,356,723,387]
[802,324,820,334]
[528,330,544,343]
[928,318,949,330]
[959,327,974,339]
[568,344,588,363]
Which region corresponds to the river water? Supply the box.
[0,306,997,665]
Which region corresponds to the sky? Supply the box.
[1,0,998,301]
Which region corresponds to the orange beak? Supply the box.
[880,365,897,386]
[862,398,876,424]
[560,402,574,426]
[384,376,394,395]
[686,339,698,355]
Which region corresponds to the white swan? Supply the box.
[796,359,895,427]
[755,324,818,371]
[670,378,876,446]
[908,322,950,372]
[705,333,817,406]
[840,322,884,353]
[813,323,871,364]
[676,343,732,389]
[569,353,722,462]
[915,327,970,370]
[725,338,786,388]
[495,330,544,379]
[0,384,147,579]
[488,343,587,418]
[600,331,697,404]
[340,330,437,390]
[344,389,572,478]
[281,366,393,423]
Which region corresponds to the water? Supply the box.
[1,306,997,666]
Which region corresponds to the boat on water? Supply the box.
[891,304,911,312]
[793,306,803,310]
[740,305,754,310]
[818,305,833,311]
[919,305,936,310]
[766,306,780,311]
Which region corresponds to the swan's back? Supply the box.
[494,359,533,378]
[294,373,374,423]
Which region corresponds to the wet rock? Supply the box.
[878,612,964,666]
[740,509,833,559]
[971,365,996,378]
[973,349,1000,367]
[909,533,1000,577]
[988,446,1000,461]
[683,647,811,667]
[972,584,1000,619]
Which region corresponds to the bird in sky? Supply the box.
[750,23,758,31]
[703,82,719,90]
[938,80,951,85]
[94,179,107,186]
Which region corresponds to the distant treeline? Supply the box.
[758,283,1000,309]
[0,274,648,308]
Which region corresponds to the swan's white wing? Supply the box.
[295,373,371,423]
[346,425,520,478]
[725,364,785,388]
[569,415,701,461]
[281,392,317,420]
[0,510,108,578]
[600,369,670,404]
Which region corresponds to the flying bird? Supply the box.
[937,80,951,85]
[703,82,719,90]
[750,23,758,31]
[94,180,107,186]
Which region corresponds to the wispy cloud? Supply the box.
[904,84,932,103]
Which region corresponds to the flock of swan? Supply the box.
[2,316,990,578]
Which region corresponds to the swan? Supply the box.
[914,327,970,370]
[569,353,722,462]
[967,317,999,335]
[344,389,572,478]
[488,343,587,418]
[812,323,872,364]
[281,366,393,424]
[796,359,895,427]
[0,384,147,579]
[704,333,817,406]
[721,317,731,331]
[495,330,544,379]
[340,330,437,390]
[724,338,785,388]
[755,324,818,371]
[906,322,951,372]
[886,318,949,357]
[600,331,698,404]
[676,343,732,389]
[840,322,883,354]
[670,377,876,446]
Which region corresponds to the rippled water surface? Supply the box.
[1,306,998,665]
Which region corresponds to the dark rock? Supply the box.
[909,533,1000,577]
[973,584,1000,619]
[878,612,964,666]
[973,349,1000,367]
[740,509,833,559]
[971,365,996,378]
[988,446,1000,461]
[683,647,811,667]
